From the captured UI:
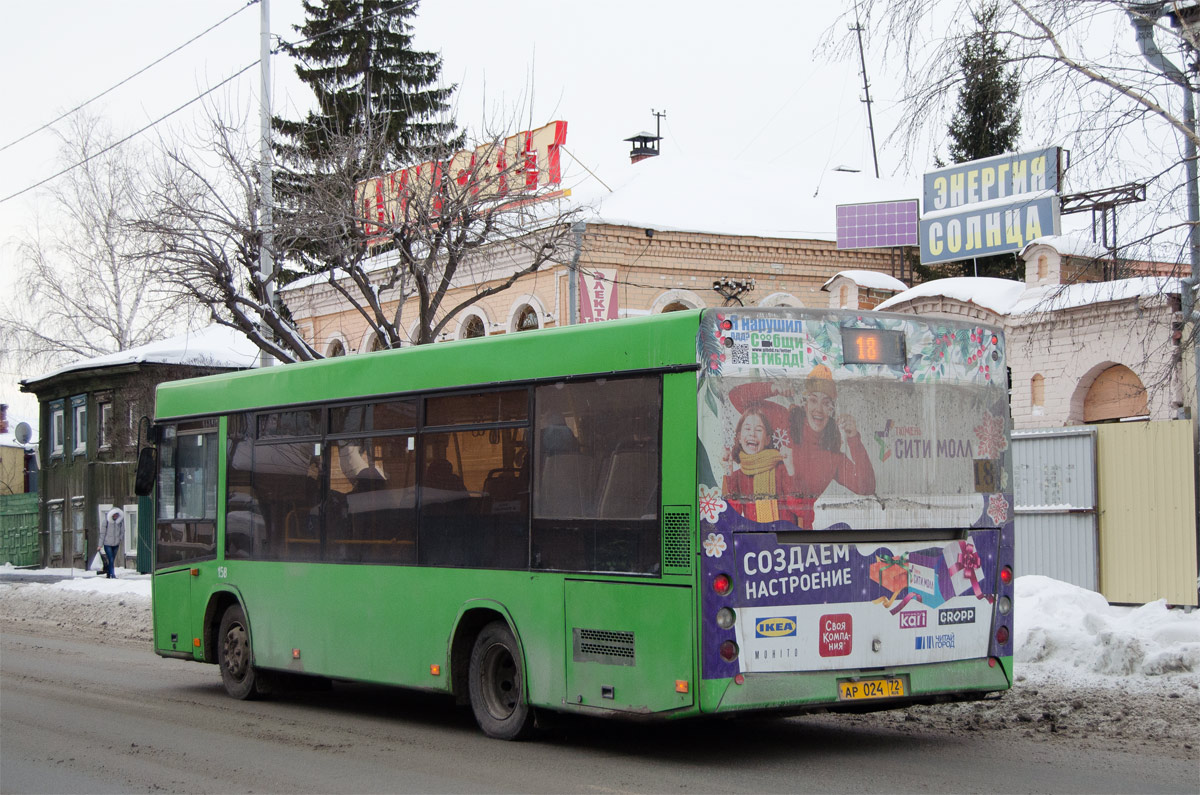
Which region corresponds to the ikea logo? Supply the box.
[755,617,797,638]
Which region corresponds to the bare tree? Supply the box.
[135,115,583,361]
[826,1,1197,267]
[0,115,199,374]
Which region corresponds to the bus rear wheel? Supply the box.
[218,604,263,700]
[468,621,533,740]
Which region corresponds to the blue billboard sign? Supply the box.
[919,147,1063,265]
[919,195,1060,265]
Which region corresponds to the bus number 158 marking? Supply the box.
[217,566,228,579]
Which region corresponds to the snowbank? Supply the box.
[1014,575,1200,681]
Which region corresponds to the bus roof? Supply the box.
[154,310,703,420]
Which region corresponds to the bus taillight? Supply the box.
[716,607,736,629]
[719,640,739,662]
[995,626,1010,645]
[1000,565,1014,585]
[713,574,733,596]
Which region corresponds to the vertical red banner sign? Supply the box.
[578,269,620,323]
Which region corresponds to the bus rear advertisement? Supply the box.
[145,307,1013,739]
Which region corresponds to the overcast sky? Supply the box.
[0,0,1175,423]
[3,1,915,419]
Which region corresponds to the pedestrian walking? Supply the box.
[99,507,125,579]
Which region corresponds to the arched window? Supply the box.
[515,305,539,332]
[367,334,385,352]
[326,339,346,358]
[463,315,486,338]
[1083,365,1147,422]
[1030,374,1045,407]
[661,301,690,313]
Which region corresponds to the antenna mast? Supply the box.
[851,8,880,178]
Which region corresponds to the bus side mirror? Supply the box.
[134,446,157,497]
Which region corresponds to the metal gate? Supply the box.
[1012,427,1098,591]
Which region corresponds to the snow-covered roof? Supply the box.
[820,270,908,292]
[1021,229,1109,259]
[1009,276,1180,315]
[875,275,1181,318]
[875,277,1027,315]
[571,156,917,241]
[22,325,260,387]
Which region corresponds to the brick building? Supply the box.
[284,157,917,354]
[875,232,1186,429]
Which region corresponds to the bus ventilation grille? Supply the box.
[573,628,636,666]
[662,507,692,574]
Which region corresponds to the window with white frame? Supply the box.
[71,395,87,456]
[48,501,64,555]
[98,397,113,449]
[50,402,65,456]
[123,502,138,556]
[71,496,86,555]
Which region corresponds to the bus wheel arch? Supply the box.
[468,620,534,740]
[449,606,511,706]
[216,602,270,700]
[203,590,243,664]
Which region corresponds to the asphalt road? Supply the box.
[1,627,1196,795]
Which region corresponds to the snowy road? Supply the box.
[1,617,1196,793]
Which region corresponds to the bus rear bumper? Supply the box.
[701,657,1013,716]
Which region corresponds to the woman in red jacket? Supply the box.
[729,365,875,529]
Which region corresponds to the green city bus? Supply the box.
[147,307,1014,739]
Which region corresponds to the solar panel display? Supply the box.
[835,200,920,249]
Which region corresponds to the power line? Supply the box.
[0,0,259,154]
[2,3,435,206]
[0,61,258,205]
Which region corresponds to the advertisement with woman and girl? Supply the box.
[696,309,1015,676]
[698,310,1012,533]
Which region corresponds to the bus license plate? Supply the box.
[838,678,904,701]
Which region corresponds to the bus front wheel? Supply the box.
[218,604,263,700]
[468,621,533,740]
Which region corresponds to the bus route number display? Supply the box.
[841,328,906,365]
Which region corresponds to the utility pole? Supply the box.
[258,0,275,367]
[851,8,880,178]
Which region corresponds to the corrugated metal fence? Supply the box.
[1013,427,1099,591]
[1013,421,1198,606]
[1095,421,1197,606]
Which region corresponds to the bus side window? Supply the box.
[531,377,661,574]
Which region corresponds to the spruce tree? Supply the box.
[273,0,461,270]
[930,2,1024,281]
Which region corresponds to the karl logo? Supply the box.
[755,617,797,638]
[938,607,977,626]
[819,613,852,657]
[898,610,927,629]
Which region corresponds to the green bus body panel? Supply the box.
[698,656,1013,714]
[563,580,694,713]
[153,568,195,655]
[154,311,701,420]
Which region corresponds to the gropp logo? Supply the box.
[938,607,976,626]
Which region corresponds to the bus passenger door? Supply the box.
[564,580,694,714]
[153,567,196,657]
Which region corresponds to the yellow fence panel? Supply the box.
[1096,420,1197,606]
